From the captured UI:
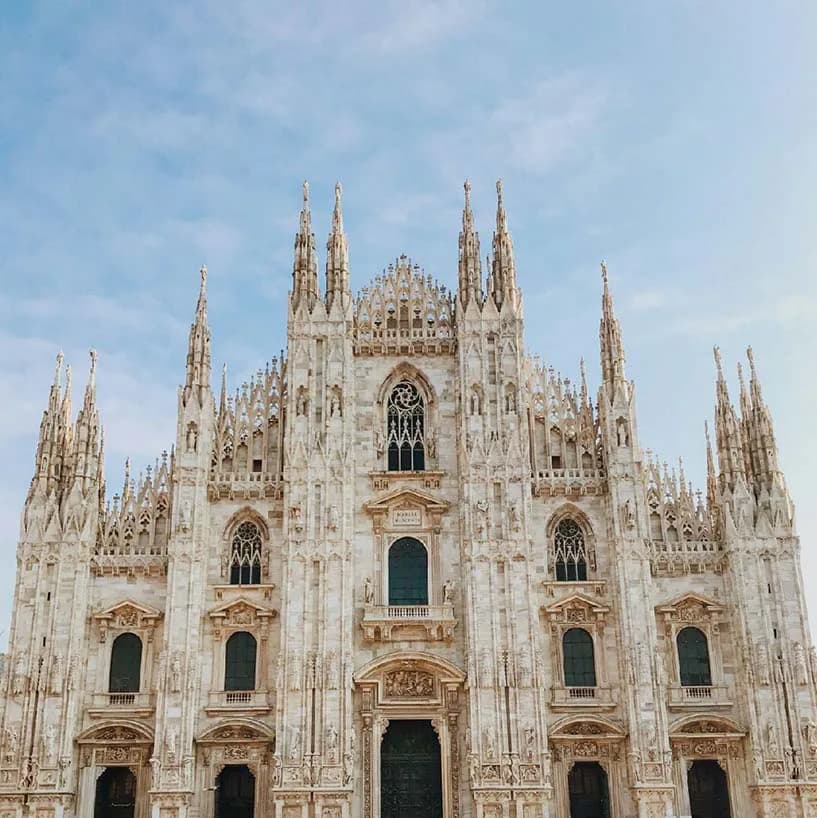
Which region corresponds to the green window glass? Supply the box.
[388,538,429,605]
[677,627,712,686]
[225,631,257,691]
[563,628,597,687]
[108,633,142,693]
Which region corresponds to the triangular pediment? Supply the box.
[208,597,276,621]
[656,592,723,616]
[543,592,610,616]
[93,599,163,624]
[363,486,450,515]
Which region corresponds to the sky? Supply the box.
[0,1,815,649]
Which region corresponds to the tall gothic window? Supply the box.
[677,627,712,687]
[230,521,262,585]
[388,537,429,606]
[108,632,143,693]
[387,382,425,471]
[562,628,597,687]
[554,518,588,581]
[225,632,257,691]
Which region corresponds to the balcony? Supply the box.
[667,685,732,710]
[550,686,616,711]
[205,690,272,715]
[362,604,457,642]
[88,691,155,718]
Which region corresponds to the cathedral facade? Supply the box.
[1,180,815,818]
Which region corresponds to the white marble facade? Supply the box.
[1,180,816,818]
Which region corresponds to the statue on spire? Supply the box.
[325,181,350,311]
[184,264,212,400]
[490,178,517,308]
[292,181,319,312]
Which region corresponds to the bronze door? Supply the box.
[381,719,443,818]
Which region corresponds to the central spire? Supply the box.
[292,180,319,312]
[457,179,482,307]
[598,261,627,392]
[325,181,350,311]
[184,264,212,395]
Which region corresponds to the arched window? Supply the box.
[225,632,257,691]
[387,382,425,471]
[230,521,262,585]
[677,627,712,687]
[108,633,142,693]
[554,518,588,581]
[388,537,429,606]
[563,628,597,687]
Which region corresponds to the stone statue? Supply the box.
[289,726,301,759]
[43,723,57,765]
[364,576,374,605]
[524,726,536,761]
[50,653,64,694]
[271,755,283,786]
[483,727,497,760]
[794,643,809,685]
[622,498,636,530]
[343,751,354,785]
[468,753,480,786]
[328,504,340,531]
[757,643,771,685]
[767,721,780,757]
[170,653,182,693]
[508,502,521,532]
[3,726,18,763]
[12,655,26,695]
[442,578,455,604]
[805,720,817,756]
[150,756,161,789]
[165,724,178,764]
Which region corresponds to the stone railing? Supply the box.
[362,603,457,643]
[205,690,273,715]
[88,691,155,717]
[551,685,615,710]
[531,468,606,497]
[208,471,283,500]
[667,684,732,709]
[648,540,725,576]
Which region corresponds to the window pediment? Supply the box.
[656,593,723,624]
[549,716,626,740]
[542,593,610,625]
[364,487,449,532]
[92,600,162,640]
[208,598,278,627]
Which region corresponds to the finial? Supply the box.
[600,260,608,283]
[199,264,207,289]
[704,419,711,444]
[302,180,309,205]
[496,178,503,200]
[737,361,747,393]
[88,349,97,389]
[335,180,342,202]
[746,345,757,378]
[54,351,64,386]
[464,178,472,204]
[713,346,723,377]
[64,364,72,395]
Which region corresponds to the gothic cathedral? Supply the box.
[1,180,815,818]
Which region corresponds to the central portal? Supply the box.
[381,719,443,818]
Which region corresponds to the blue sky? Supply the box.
[0,1,815,647]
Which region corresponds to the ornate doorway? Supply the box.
[215,764,255,818]
[568,761,610,818]
[94,767,136,818]
[381,720,442,818]
[688,760,731,818]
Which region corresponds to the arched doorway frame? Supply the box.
[196,719,274,818]
[548,716,626,818]
[76,722,154,818]
[354,652,465,818]
[668,716,746,817]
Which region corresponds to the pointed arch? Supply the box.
[546,503,596,581]
[376,362,437,409]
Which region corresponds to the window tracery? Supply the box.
[229,521,263,585]
[387,382,426,472]
[554,518,589,581]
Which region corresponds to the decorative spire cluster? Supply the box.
[489,179,518,308]
[457,179,482,306]
[28,350,103,504]
[325,181,350,311]
[711,346,785,502]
